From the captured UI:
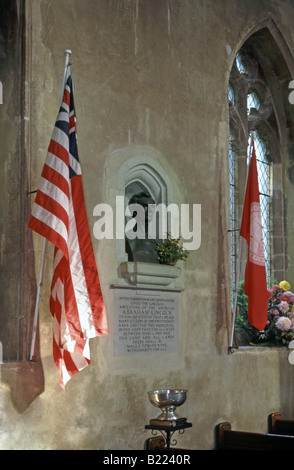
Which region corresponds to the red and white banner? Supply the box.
[239,141,268,331]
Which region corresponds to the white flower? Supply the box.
[276,316,292,331]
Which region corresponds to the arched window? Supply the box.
[228,26,291,333]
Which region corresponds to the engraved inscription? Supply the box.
[114,291,178,355]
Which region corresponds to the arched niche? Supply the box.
[104,146,183,290]
[124,162,167,206]
[124,162,169,264]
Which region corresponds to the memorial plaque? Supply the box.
[114,289,178,355]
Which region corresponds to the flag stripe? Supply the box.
[71,176,107,335]
[31,203,68,245]
[28,67,108,389]
[65,182,100,340]
[48,140,69,167]
[41,165,70,199]
[50,126,70,154]
[29,215,68,256]
[46,151,69,180]
[38,177,69,213]
[34,191,69,230]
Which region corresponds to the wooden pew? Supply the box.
[268,412,294,436]
[215,422,294,450]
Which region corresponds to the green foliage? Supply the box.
[235,280,261,344]
[156,234,189,265]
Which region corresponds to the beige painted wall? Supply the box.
[1,0,294,450]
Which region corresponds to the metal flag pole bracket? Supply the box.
[29,49,72,361]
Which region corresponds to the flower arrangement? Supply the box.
[236,280,294,347]
[156,234,189,265]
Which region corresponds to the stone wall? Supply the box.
[1,0,294,450]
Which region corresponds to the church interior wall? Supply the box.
[1,0,294,450]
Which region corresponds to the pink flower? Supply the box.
[272,284,282,292]
[278,301,290,313]
[276,316,292,331]
[270,308,279,317]
[282,291,294,303]
[280,293,290,303]
[267,288,274,299]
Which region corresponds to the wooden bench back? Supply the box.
[215,422,294,450]
[268,412,294,436]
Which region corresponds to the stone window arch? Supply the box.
[228,23,294,311]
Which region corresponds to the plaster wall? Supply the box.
[1,0,294,450]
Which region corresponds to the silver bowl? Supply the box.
[148,389,187,421]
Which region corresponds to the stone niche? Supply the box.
[106,146,184,291]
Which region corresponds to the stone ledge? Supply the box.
[118,261,181,289]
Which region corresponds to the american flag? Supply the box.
[29,68,108,389]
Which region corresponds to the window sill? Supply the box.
[231,345,289,353]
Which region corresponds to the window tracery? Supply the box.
[229,38,278,304]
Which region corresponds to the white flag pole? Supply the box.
[60,49,72,105]
[29,49,72,361]
[29,238,46,360]
[228,134,254,353]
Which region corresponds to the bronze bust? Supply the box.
[125,191,159,263]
